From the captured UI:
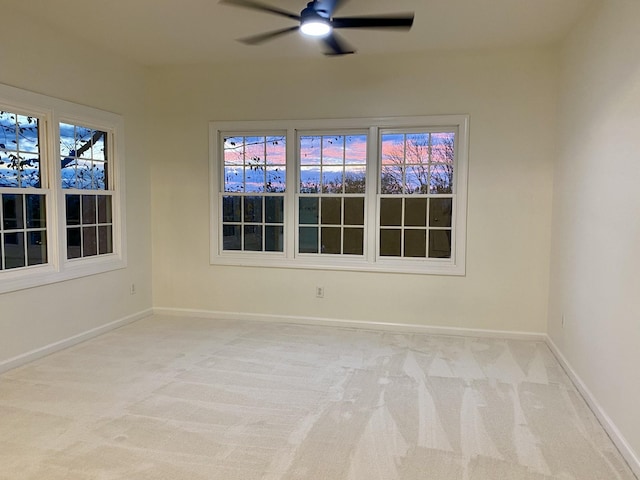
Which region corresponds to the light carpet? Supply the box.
[0,315,636,480]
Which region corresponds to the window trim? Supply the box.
[0,83,127,294]
[210,115,468,275]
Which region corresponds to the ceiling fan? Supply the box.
[219,0,414,56]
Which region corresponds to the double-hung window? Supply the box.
[210,115,468,275]
[0,109,47,271]
[0,83,126,293]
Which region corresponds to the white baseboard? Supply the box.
[0,308,153,375]
[153,307,547,341]
[545,336,640,478]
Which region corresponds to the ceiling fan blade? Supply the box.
[239,26,300,45]
[322,32,356,56]
[331,14,414,30]
[219,0,301,21]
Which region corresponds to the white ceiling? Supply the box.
[7,0,593,66]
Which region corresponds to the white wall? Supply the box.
[0,9,152,365]
[148,48,558,333]
[548,0,640,467]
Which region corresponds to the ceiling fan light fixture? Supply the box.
[300,18,331,36]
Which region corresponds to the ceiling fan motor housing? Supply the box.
[301,1,330,21]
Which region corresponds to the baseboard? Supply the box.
[0,308,153,375]
[545,336,640,478]
[153,307,547,341]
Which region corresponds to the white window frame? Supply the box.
[0,83,126,294]
[210,115,468,275]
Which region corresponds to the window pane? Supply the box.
[93,161,106,190]
[380,229,401,257]
[343,228,364,255]
[265,136,286,165]
[60,123,109,191]
[321,227,341,254]
[344,197,364,226]
[223,136,244,165]
[0,111,17,147]
[92,131,107,161]
[60,123,76,157]
[244,196,262,223]
[16,115,39,153]
[405,198,427,227]
[343,166,366,193]
[223,196,241,222]
[244,225,262,251]
[430,163,453,194]
[266,167,285,193]
[26,194,46,228]
[431,132,455,163]
[244,136,265,166]
[429,198,453,227]
[4,232,25,269]
[76,160,93,189]
[380,198,402,226]
[380,166,403,194]
[300,136,321,165]
[83,226,97,256]
[76,126,93,159]
[82,195,96,224]
[300,166,321,193]
[322,136,344,165]
[27,231,47,266]
[381,133,404,165]
[0,111,41,188]
[405,230,427,258]
[224,166,243,192]
[222,225,241,250]
[406,133,429,164]
[322,166,343,193]
[66,195,81,226]
[299,197,318,225]
[299,227,318,253]
[97,195,112,223]
[0,152,19,187]
[406,167,428,194]
[345,135,367,165]
[2,194,23,229]
[321,197,341,225]
[98,225,113,254]
[429,230,452,258]
[265,196,284,223]
[67,227,81,259]
[245,167,265,193]
[265,226,283,252]
[20,156,40,188]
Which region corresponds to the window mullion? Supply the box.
[285,128,297,260]
[366,126,379,263]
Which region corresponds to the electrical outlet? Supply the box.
[130,283,137,295]
[316,286,324,298]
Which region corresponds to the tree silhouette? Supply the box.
[0,112,40,188]
[381,133,454,194]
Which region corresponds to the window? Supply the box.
[0,83,126,293]
[222,135,286,252]
[210,115,468,275]
[1,109,47,271]
[60,122,114,259]
[298,133,367,256]
[379,131,455,259]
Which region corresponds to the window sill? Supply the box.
[210,253,465,276]
[0,255,126,294]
